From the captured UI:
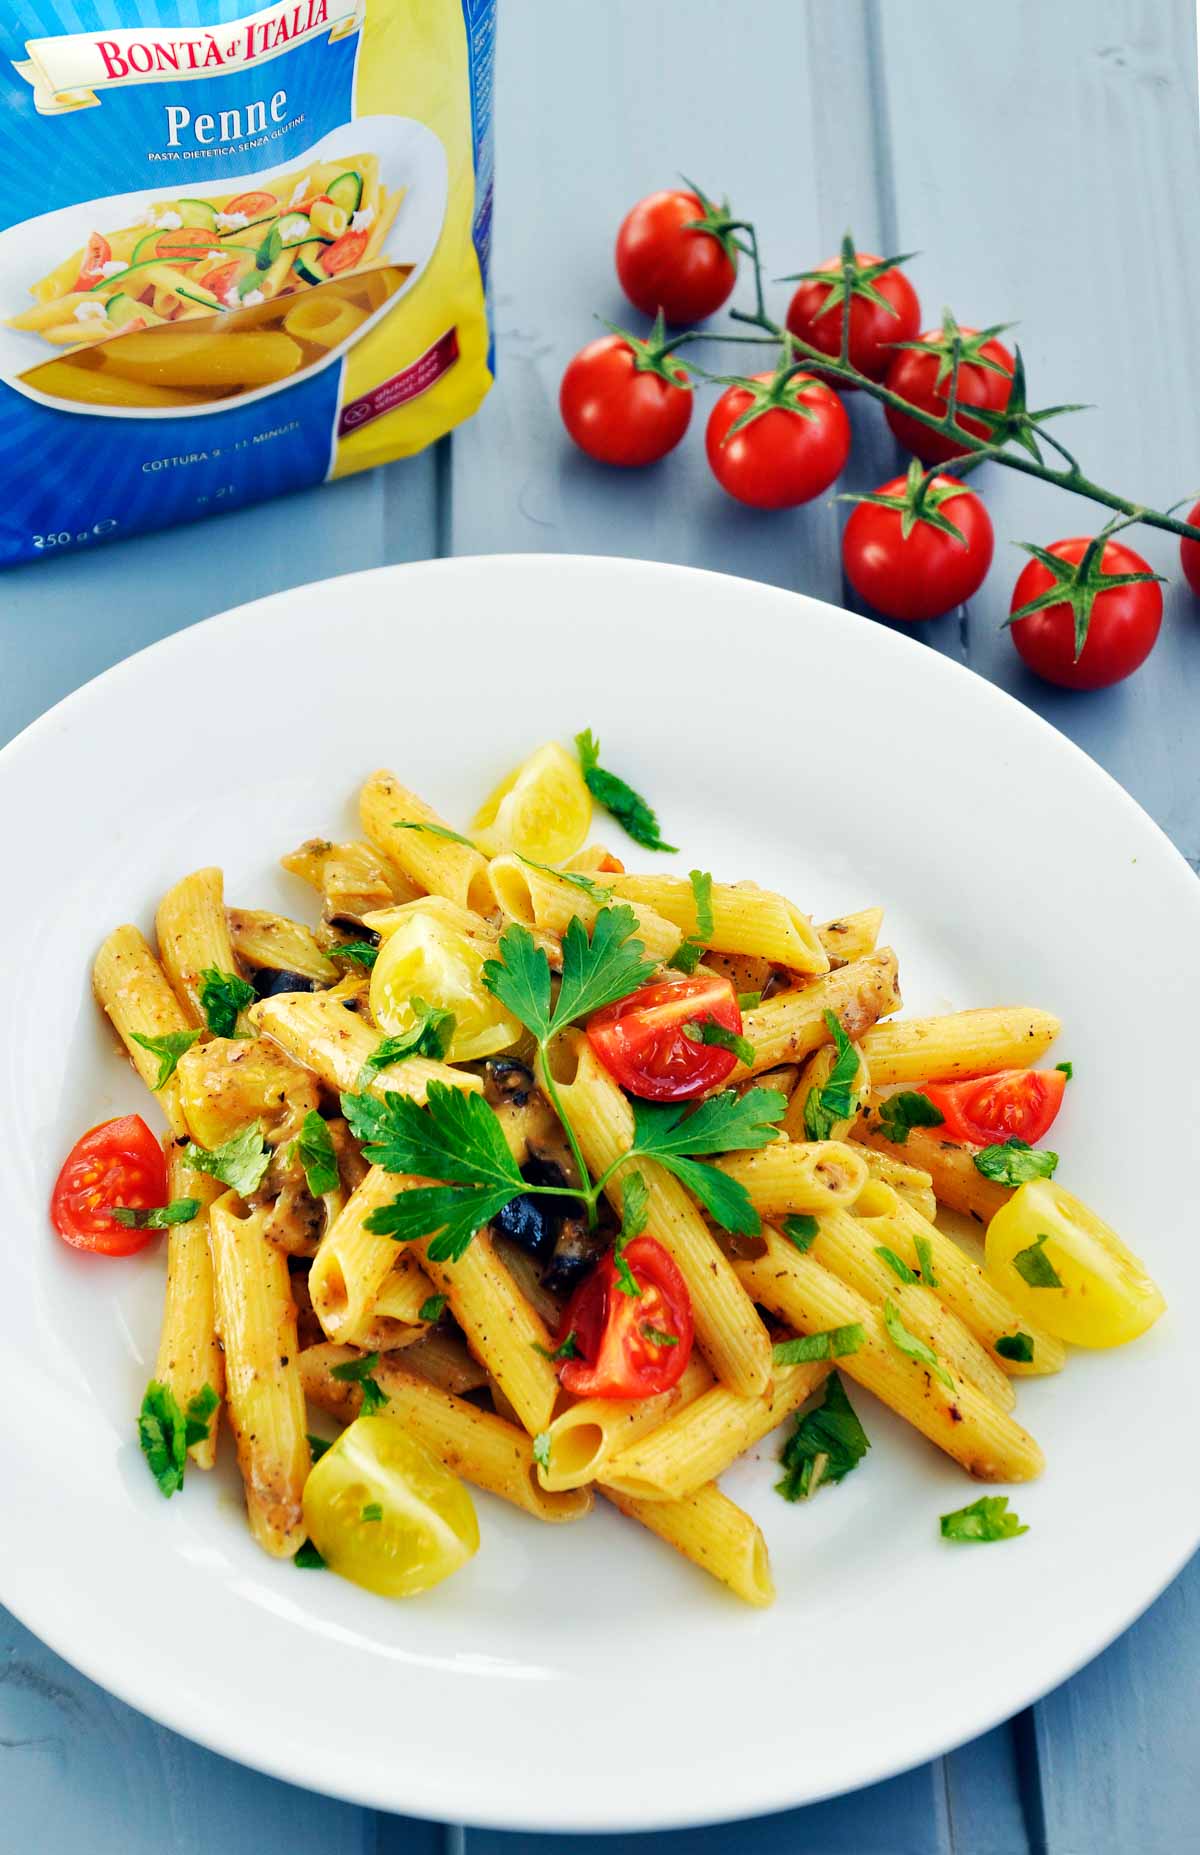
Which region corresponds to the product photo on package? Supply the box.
[0,0,495,566]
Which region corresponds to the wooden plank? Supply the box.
[876,0,1200,861]
[0,1609,444,1855]
[0,455,438,746]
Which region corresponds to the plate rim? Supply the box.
[3,550,1198,1833]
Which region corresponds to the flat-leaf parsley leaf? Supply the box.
[575,728,678,853]
[974,1137,1059,1186]
[776,1371,869,1502]
[198,967,256,1037]
[940,1495,1028,1542]
[181,1122,272,1196]
[130,1027,201,1089]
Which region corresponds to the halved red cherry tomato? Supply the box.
[321,230,370,275]
[921,1068,1067,1147]
[705,370,850,510]
[558,1237,693,1397]
[785,250,920,383]
[72,232,112,292]
[884,323,1014,465]
[50,1115,168,1255]
[198,259,242,298]
[587,974,743,1101]
[224,190,279,218]
[156,227,223,263]
[615,188,737,326]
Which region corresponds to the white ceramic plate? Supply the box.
[1,555,1197,1835]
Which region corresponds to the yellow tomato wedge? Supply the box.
[302,1416,479,1598]
[985,1179,1166,1348]
[369,903,519,1061]
[472,742,591,863]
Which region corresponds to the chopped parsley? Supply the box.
[111,1198,200,1230]
[940,1495,1028,1543]
[333,941,380,969]
[913,1234,938,1288]
[294,1539,326,1568]
[392,820,480,850]
[875,1245,917,1285]
[181,1122,272,1197]
[781,1214,819,1251]
[137,1380,218,1497]
[641,1323,680,1348]
[306,1433,333,1461]
[534,1330,582,1361]
[875,1092,945,1145]
[130,1027,201,1089]
[575,728,677,853]
[882,1298,954,1389]
[776,1371,869,1501]
[357,998,457,1083]
[974,1138,1059,1186]
[532,1431,552,1471]
[995,1331,1035,1363]
[1056,1060,1073,1080]
[772,1323,864,1364]
[803,1012,861,1140]
[198,967,256,1037]
[683,1016,755,1066]
[613,1170,649,1296]
[737,990,763,1010]
[1011,1233,1063,1289]
[669,870,715,974]
[361,1503,383,1524]
[330,1351,388,1415]
[294,1110,339,1197]
[419,1294,449,1323]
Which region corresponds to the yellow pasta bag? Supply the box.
[0,0,495,564]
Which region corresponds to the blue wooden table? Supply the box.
[3,1,1198,1847]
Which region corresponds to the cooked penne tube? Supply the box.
[860,1007,1061,1084]
[733,950,902,1078]
[850,1180,1066,1376]
[249,989,482,1102]
[714,1140,868,1216]
[309,1167,430,1343]
[781,1038,870,1143]
[554,1036,772,1398]
[805,1206,1015,1408]
[361,894,499,944]
[414,1228,560,1436]
[601,1358,831,1502]
[490,854,682,964]
[852,1108,1011,1225]
[207,1194,309,1556]
[92,924,195,1137]
[610,876,828,974]
[281,835,420,917]
[399,1325,491,1396]
[155,1146,224,1468]
[282,294,368,349]
[227,907,339,983]
[736,1226,1043,1481]
[156,867,251,1032]
[300,1344,590,1525]
[853,1148,938,1223]
[98,329,304,388]
[817,908,884,965]
[602,1483,774,1608]
[360,769,495,913]
[536,1357,714,1491]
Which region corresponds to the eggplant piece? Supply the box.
[492,1154,589,1273]
[541,1216,609,1299]
[253,966,317,1000]
[484,1058,537,1108]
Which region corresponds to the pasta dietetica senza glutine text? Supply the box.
[58,736,1166,1605]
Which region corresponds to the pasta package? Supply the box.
[0,0,495,565]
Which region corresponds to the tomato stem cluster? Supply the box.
[663,227,1200,547]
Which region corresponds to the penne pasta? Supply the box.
[781,1038,870,1143]
[853,1148,938,1223]
[300,1344,590,1524]
[227,907,339,984]
[207,1194,310,1556]
[733,949,902,1078]
[714,1139,868,1216]
[610,875,828,974]
[281,835,420,918]
[736,1225,1044,1482]
[156,867,250,1032]
[816,908,884,965]
[92,924,195,1137]
[154,1145,225,1468]
[490,854,682,964]
[360,769,495,913]
[602,1484,775,1608]
[852,1107,1012,1225]
[249,988,482,1103]
[860,1006,1061,1085]
[414,1227,560,1436]
[536,1357,714,1491]
[309,1166,430,1344]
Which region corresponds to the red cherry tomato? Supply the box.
[224,191,279,219]
[615,189,737,326]
[155,227,223,263]
[884,327,1014,464]
[786,253,920,383]
[558,1237,694,1398]
[921,1068,1067,1147]
[50,1115,169,1255]
[73,231,113,291]
[1179,498,1200,597]
[705,371,850,510]
[842,474,994,621]
[321,229,370,276]
[1009,536,1163,691]
[198,259,242,298]
[588,974,743,1101]
[560,334,692,467]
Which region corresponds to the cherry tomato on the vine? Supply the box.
[587,972,743,1101]
[556,1236,694,1398]
[50,1114,168,1254]
[705,370,850,510]
[560,329,692,467]
[1179,498,1200,597]
[785,246,920,383]
[841,467,994,621]
[884,318,1015,465]
[1008,535,1163,691]
[615,187,738,325]
[921,1068,1067,1147]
